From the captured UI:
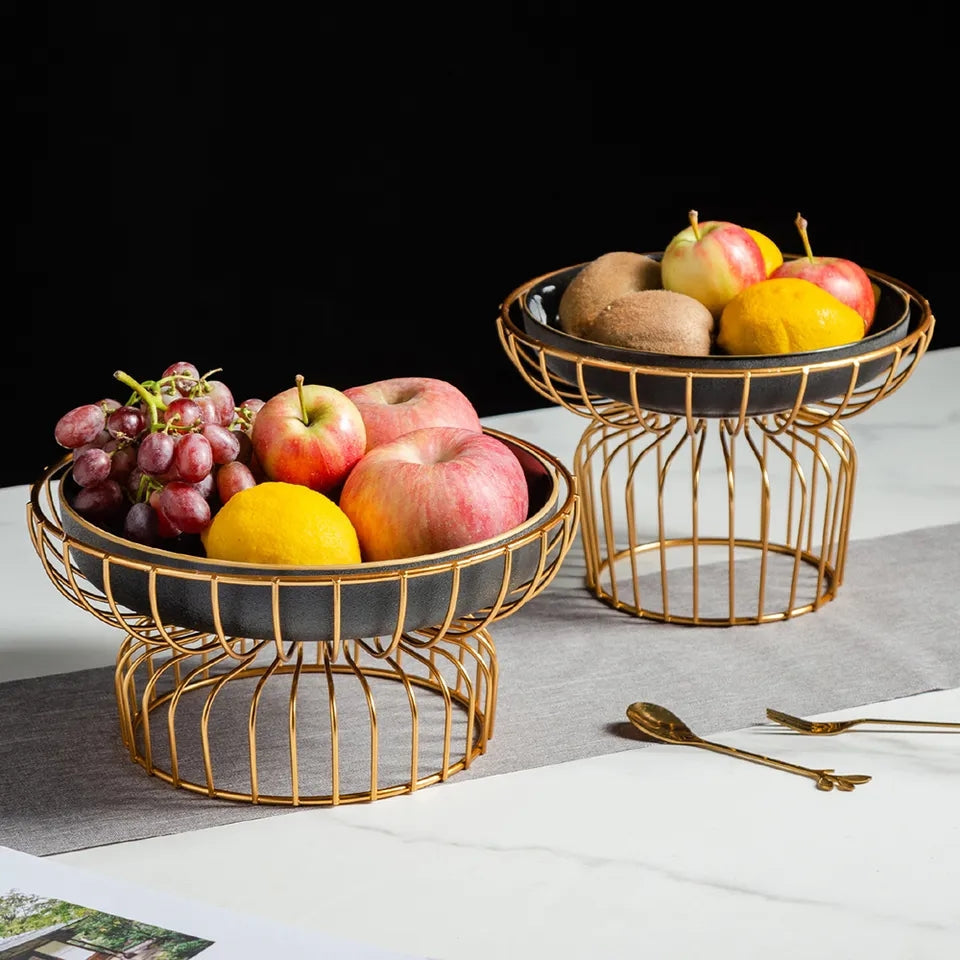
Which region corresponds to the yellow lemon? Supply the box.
[745,228,784,276]
[201,481,361,565]
[717,277,866,355]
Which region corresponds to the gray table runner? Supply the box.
[3,523,959,856]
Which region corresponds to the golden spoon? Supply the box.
[626,702,872,792]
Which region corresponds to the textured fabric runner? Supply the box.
[2,523,959,856]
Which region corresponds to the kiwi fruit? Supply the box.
[558,252,662,340]
[587,289,714,356]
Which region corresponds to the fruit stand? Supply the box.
[497,258,934,625]
[27,429,579,805]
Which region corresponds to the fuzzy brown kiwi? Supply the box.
[558,252,662,340]
[587,289,714,356]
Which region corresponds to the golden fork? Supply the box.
[767,708,960,736]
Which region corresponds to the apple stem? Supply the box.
[688,209,701,242]
[295,373,308,425]
[795,212,815,262]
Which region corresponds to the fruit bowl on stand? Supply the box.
[497,256,934,626]
[27,428,579,805]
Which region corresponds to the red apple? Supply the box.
[338,426,529,561]
[771,213,876,332]
[343,376,483,452]
[250,375,366,495]
[661,209,768,319]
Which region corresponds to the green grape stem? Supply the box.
[235,403,256,429]
[113,369,167,429]
[135,471,163,504]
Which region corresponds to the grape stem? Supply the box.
[135,471,163,503]
[295,373,308,425]
[114,369,166,428]
[196,368,224,396]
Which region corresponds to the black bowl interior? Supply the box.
[56,430,568,644]
[513,255,915,417]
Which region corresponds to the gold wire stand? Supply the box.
[109,625,499,804]
[27,438,578,804]
[498,270,934,625]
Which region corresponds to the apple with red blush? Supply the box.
[250,375,366,495]
[771,212,876,332]
[661,209,768,319]
[343,376,482,451]
[338,426,529,561]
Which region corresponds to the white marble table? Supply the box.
[2,347,959,959]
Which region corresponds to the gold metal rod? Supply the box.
[155,649,219,785]
[399,642,458,776]
[656,423,693,621]
[193,652,254,796]
[742,422,771,620]
[328,577,342,662]
[474,629,498,741]
[392,652,421,790]
[248,653,286,803]
[289,642,305,805]
[318,641,339,805]
[769,428,811,615]
[342,641,379,800]
[719,422,736,623]
[689,423,706,620]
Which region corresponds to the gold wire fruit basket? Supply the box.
[27,428,579,805]
[497,259,934,626]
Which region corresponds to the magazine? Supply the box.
[0,846,427,959]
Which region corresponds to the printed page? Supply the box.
[0,846,428,959]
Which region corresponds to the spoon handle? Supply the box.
[691,738,871,792]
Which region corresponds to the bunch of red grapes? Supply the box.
[54,362,265,545]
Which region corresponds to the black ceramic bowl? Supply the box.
[511,255,916,417]
[54,429,573,644]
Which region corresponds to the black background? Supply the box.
[13,5,957,489]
